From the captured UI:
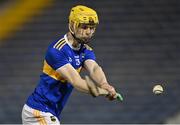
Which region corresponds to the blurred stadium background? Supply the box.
[0,0,180,124]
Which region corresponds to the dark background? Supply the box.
[0,0,180,124]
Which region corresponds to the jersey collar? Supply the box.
[64,34,81,50]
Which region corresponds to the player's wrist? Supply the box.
[100,82,109,88]
[97,87,109,96]
[100,83,114,91]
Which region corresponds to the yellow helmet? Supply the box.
[69,5,99,28]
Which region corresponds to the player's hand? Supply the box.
[100,83,117,100]
[85,76,109,97]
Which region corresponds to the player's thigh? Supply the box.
[22,104,60,125]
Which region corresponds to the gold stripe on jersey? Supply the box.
[43,60,82,82]
[58,42,66,50]
[53,39,65,49]
[43,60,66,83]
[53,38,64,48]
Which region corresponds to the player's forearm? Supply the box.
[56,65,91,94]
[56,64,108,96]
[71,77,90,93]
[89,65,108,87]
[71,76,109,97]
[85,76,109,97]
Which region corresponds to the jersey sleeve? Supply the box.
[45,48,69,70]
[84,49,96,61]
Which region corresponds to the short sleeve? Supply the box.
[84,49,96,61]
[45,48,69,70]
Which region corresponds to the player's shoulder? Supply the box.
[84,44,93,51]
[52,37,67,50]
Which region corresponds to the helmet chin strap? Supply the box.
[69,24,89,44]
[71,32,85,44]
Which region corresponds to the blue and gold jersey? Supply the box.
[26,34,96,119]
